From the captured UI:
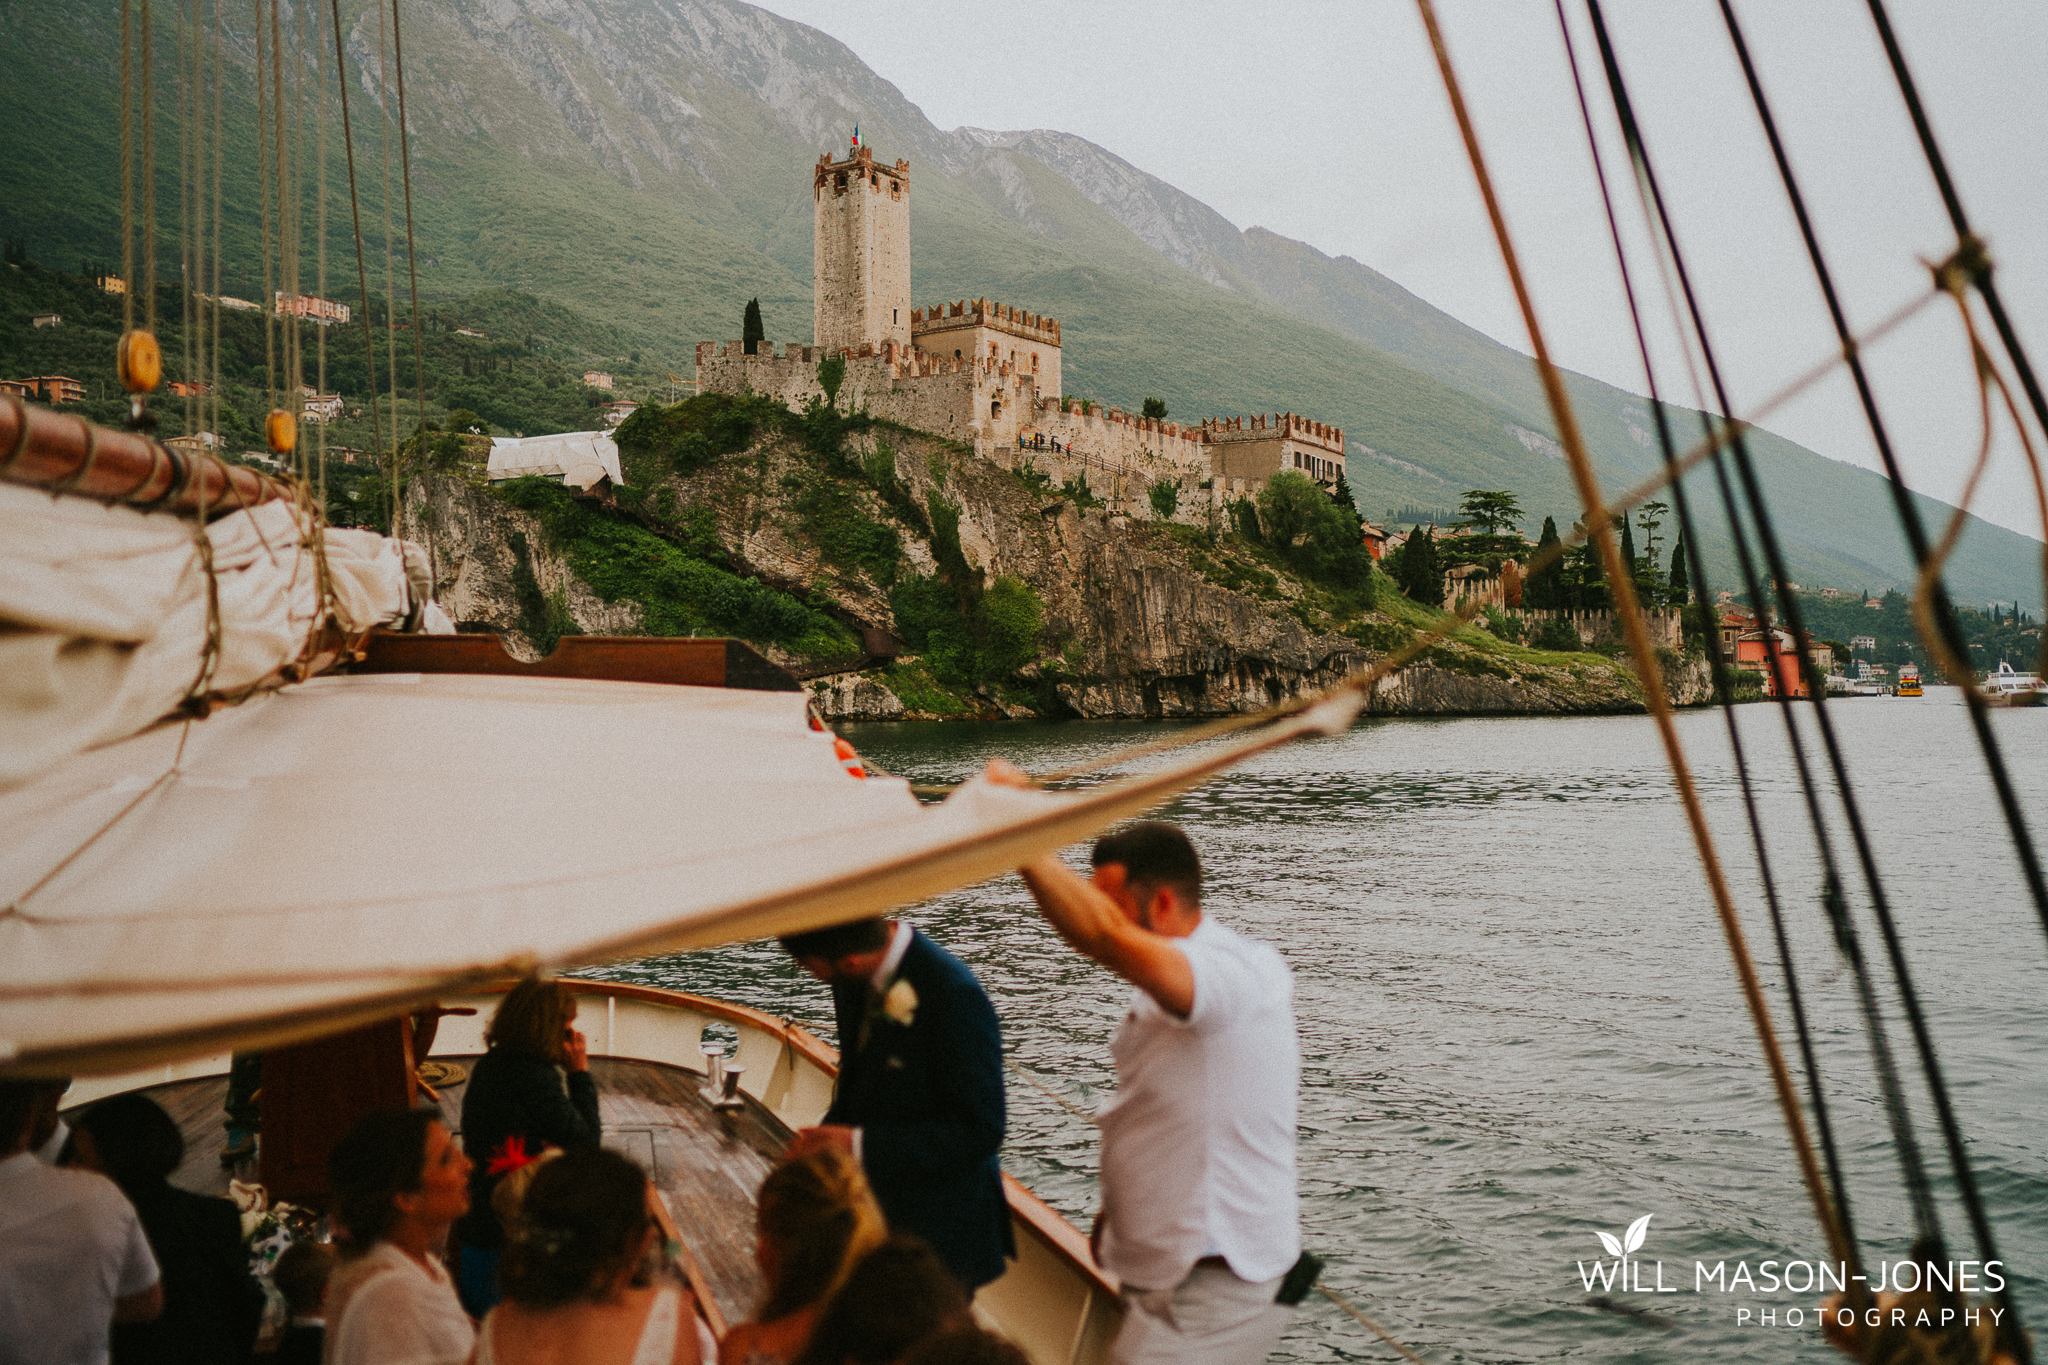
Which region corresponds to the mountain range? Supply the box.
[1,0,2040,607]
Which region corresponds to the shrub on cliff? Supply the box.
[491,475,850,654]
[1148,479,1180,520]
[613,391,778,481]
[1258,472,1374,595]
[889,571,1044,687]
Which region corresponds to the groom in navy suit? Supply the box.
[780,917,1013,1291]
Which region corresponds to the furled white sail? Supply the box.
[0,672,1359,1076]
[0,482,446,792]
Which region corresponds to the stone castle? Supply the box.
[696,142,1347,519]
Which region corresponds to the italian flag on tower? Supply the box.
[851,125,861,149]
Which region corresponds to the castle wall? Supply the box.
[695,341,1218,523]
[813,149,911,352]
[912,299,1062,400]
[1201,413,1346,489]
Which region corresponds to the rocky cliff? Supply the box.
[405,407,1714,722]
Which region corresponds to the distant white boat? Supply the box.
[1985,661,2047,704]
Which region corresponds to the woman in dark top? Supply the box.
[454,977,601,1317]
[70,1093,265,1365]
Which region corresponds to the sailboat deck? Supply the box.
[106,1054,782,1329]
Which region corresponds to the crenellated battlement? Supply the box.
[911,298,1061,346]
[814,145,911,197]
[1199,411,1345,455]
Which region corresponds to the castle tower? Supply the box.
[814,143,911,354]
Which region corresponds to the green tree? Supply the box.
[1147,478,1180,520]
[1459,489,1523,537]
[742,297,765,356]
[1618,515,1639,589]
[1258,471,1373,591]
[816,355,846,409]
[1398,525,1444,606]
[1141,396,1168,420]
[445,408,490,435]
[1526,516,1563,609]
[1668,531,1691,606]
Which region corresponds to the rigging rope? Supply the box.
[377,0,400,537]
[1735,0,2048,952]
[1587,0,1949,1261]
[1586,6,2028,1355]
[255,0,273,421]
[1409,0,1846,1283]
[1550,0,1869,1287]
[328,0,386,519]
[315,0,329,509]
[391,0,428,516]
[142,0,156,338]
[121,0,136,335]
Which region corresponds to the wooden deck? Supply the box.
[98,1053,785,1329]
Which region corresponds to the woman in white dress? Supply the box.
[325,1108,478,1365]
[473,1147,702,1365]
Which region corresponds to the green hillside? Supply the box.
[0,0,2037,610]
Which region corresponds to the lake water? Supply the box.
[613,689,2048,1362]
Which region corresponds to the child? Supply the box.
[271,1240,337,1365]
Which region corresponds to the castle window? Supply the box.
[989,343,997,359]
[991,400,1001,419]
[954,349,962,359]
[835,171,847,191]
[1032,355,1039,371]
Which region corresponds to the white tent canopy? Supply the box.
[487,431,623,491]
[0,670,1360,1076]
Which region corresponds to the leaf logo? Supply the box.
[1594,1214,1652,1259]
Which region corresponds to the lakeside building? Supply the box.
[32,314,61,329]
[164,432,225,457]
[584,370,615,391]
[696,139,1346,518]
[0,379,31,399]
[600,399,638,428]
[99,275,126,294]
[167,380,213,398]
[302,393,345,424]
[13,375,85,403]
[275,292,352,324]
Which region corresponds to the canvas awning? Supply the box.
[487,431,623,490]
[0,671,1360,1077]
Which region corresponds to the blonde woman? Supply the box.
[719,1149,887,1365]
[454,979,601,1316]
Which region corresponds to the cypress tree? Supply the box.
[1618,515,1639,589]
[1668,532,1690,606]
[1407,526,1445,607]
[742,297,765,355]
[1529,516,1562,609]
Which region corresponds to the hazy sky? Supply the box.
[756,0,2048,551]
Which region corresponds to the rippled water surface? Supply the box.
[611,691,2048,1361]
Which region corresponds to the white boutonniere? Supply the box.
[882,979,919,1027]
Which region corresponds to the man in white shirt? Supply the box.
[0,1080,163,1365]
[999,792,1304,1365]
